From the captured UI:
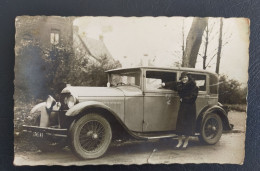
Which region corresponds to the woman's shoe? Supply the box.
[182,146,188,150]
[174,146,181,150]
[174,136,183,150]
[182,136,189,150]
[182,143,188,150]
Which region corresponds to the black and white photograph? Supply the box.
[13,16,249,165]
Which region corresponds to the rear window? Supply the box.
[189,74,207,91]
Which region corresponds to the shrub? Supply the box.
[219,75,247,104]
[15,41,122,103]
[224,104,247,112]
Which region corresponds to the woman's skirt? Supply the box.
[175,102,196,136]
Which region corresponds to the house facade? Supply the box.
[16,16,74,49]
[15,16,119,101]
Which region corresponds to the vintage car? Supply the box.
[23,67,233,159]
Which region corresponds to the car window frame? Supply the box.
[107,69,142,89]
[185,72,208,94]
[143,69,178,94]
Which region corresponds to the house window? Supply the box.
[21,33,33,45]
[50,29,60,45]
[23,33,33,41]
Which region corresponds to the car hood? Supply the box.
[61,86,142,97]
[61,86,124,97]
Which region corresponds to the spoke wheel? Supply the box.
[199,113,223,145]
[69,113,112,159]
[79,121,106,152]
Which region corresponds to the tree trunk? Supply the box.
[203,23,209,69]
[182,18,208,68]
[216,18,223,74]
[182,19,185,59]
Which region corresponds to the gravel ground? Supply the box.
[228,110,247,132]
[14,110,246,165]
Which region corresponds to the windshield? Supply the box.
[109,70,141,87]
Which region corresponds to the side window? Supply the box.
[189,74,207,91]
[146,71,176,91]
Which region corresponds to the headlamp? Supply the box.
[67,95,77,109]
[46,95,56,109]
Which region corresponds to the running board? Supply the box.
[131,132,178,140]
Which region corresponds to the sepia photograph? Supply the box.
[13,16,249,165]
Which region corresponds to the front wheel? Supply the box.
[69,113,112,159]
[198,113,223,145]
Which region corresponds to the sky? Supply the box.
[74,17,249,86]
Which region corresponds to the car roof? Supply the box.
[106,66,217,75]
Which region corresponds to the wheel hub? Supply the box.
[79,120,107,152]
[86,131,99,139]
[87,130,94,136]
[92,133,98,139]
[204,118,219,138]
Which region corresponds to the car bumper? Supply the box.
[22,125,68,138]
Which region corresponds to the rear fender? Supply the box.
[196,105,233,132]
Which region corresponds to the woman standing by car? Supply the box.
[162,72,198,149]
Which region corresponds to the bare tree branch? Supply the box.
[206,53,217,68]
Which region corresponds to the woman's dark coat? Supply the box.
[165,79,199,136]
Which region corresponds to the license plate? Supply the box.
[32,132,44,138]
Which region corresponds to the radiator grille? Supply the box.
[59,93,70,110]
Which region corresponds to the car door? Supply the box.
[143,70,179,132]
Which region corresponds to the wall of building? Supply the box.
[16,16,74,49]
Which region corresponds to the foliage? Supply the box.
[224,104,247,112]
[15,39,122,103]
[15,43,49,102]
[14,38,122,149]
[218,75,247,104]
[67,54,122,87]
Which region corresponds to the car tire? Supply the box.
[198,113,223,145]
[31,113,67,152]
[69,113,112,159]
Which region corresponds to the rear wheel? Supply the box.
[69,113,112,159]
[199,113,223,145]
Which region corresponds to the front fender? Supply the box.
[30,102,46,114]
[65,101,119,117]
[30,102,50,127]
[65,101,141,138]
